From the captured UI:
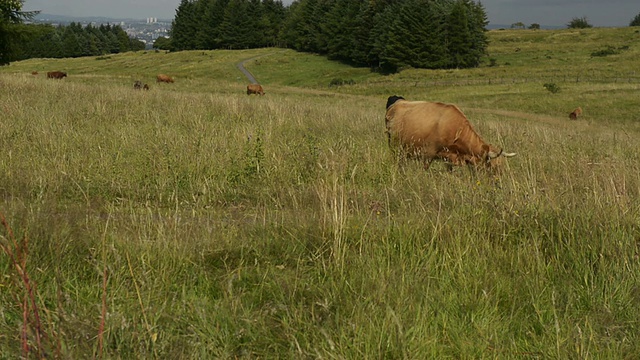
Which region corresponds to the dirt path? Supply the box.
[233,55,582,128]
[469,108,565,126]
[236,58,258,84]
[236,51,287,85]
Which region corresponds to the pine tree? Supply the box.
[218,0,253,49]
[83,24,100,55]
[281,0,333,53]
[324,0,360,62]
[349,0,377,66]
[246,0,265,47]
[377,0,448,70]
[261,0,286,47]
[369,3,399,72]
[446,0,473,68]
[171,0,200,50]
[88,24,109,54]
[61,23,82,57]
[465,0,489,67]
[279,1,304,49]
[100,25,121,54]
[196,0,229,49]
[153,36,171,50]
[113,25,131,52]
[0,0,39,65]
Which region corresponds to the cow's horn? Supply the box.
[488,149,502,158]
[502,152,517,157]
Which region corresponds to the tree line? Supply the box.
[1,1,144,64]
[10,22,145,61]
[164,0,490,72]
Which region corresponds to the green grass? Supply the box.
[1,27,640,358]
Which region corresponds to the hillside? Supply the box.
[1,27,639,358]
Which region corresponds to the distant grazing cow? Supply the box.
[156,74,174,83]
[385,95,516,171]
[134,80,143,90]
[31,71,38,75]
[46,71,67,79]
[246,83,265,95]
[143,84,150,90]
[569,107,582,120]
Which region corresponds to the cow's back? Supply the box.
[387,101,465,142]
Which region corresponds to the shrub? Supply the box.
[567,17,592,29]
[543,82,560,93]
[591,46,619,57]
[329,78,355,87]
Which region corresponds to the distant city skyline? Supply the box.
[23,0,640,28]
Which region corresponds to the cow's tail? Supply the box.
[386,95,405,109]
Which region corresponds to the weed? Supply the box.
[591,46,619,57]
[226,131,265,199]
[329,78,356,87]
[543,82,560,93]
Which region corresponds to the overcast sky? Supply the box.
[23,0,639,27]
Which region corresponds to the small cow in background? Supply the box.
[47,71,67,79]
[31,71,38,75]
[247,83,265,95]
[156,74,174,83]
[143,84,150,90]
[569,107,582,120]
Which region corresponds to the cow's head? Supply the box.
[478,144,516,171]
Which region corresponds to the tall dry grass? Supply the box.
[1,28,640,357]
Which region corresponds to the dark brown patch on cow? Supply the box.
[386,95,405,109]
[569,107,582,120]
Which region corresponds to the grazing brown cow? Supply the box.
[47,71,67,79]
[31,71,38,75]
[143,84,150,90]
[246,83,265,95]
[385,95,516,171]
[569,107,582,120]
[156,74,174,83]
[134,80,143,90]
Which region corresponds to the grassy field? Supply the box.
[1,27,639,358]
